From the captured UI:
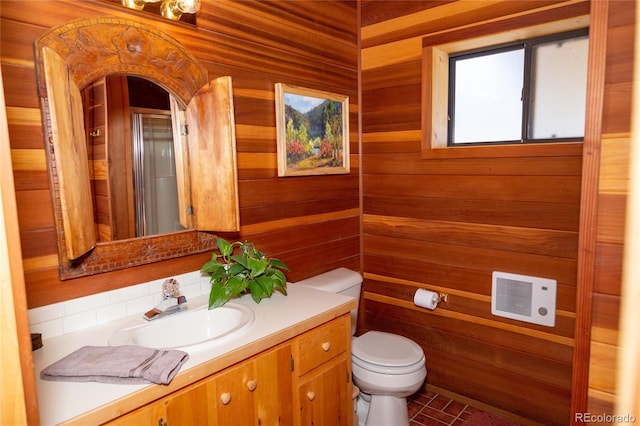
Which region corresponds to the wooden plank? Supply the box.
[590,293,621,343]
[362,1,581,47]
[11,170,49,191]
[599,133,631,194]
[239,176,359,207]
[364,234,577,284]
[242,198,359,225]
[10,149,46,171]
[363,174,581,204]
[203,1,357,68]
[602,81,633,134]
[362,152,583,175]
[0,65,40,108]
[596,193,627,244]
[14,190,54,231]
[588,340,617,394]
[363,214,578,258]
[361,37,422,71]
[364,195,580,231]
[594,242,623,296]
[5,107,41,127]
[361,0,451,27]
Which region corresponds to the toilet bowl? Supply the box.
[351,331,427,426]
[294,268,427,426]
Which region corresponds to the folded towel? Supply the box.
[41,345,189,385]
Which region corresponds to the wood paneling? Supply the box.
[360,1,587,424]
[582,0,635,417]
[1,0,359,306]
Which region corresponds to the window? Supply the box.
[448,30,589,146]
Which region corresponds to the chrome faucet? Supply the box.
[143,278,188,321]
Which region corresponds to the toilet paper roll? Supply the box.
[414,289,439,310]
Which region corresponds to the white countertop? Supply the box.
[33,285,355,425]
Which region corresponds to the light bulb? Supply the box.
[161,0,201,20]
[177,0,201,14]
[122,0,146,10]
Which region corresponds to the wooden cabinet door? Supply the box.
[165,381,210,425]
[297,354,351,426]
[251,343,294,425]
[105,400,165,426]
[209,344,293,426]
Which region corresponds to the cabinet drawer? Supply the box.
[296,315,348,376]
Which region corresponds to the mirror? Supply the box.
[83,76,185,241]
[34,17,240,279]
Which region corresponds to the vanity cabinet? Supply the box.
[294,314,352,426]
[103,314,352,426]
[164,344,294,425]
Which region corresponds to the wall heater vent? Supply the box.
[491,271,556,327]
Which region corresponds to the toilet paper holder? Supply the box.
[414,288,449,311]
[435,292,449,304]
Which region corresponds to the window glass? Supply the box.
[448,30,588,146]
[529,35,589,139]
[451,48,524,144]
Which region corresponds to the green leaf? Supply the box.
[247,280,267,303]
[201,258,220,274]
[270,258,289,271]
[271,270,287,295]
[217,238,233,257]
[226,275,248,295]
[247,257,268,277]
[255,275,274,295]
[230,254,249,269]
[208,282,230,309]
[227,263,246,276]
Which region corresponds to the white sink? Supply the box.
[109,302,255,350]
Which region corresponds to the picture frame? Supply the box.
[275,83,349,177]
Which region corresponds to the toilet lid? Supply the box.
[352,331,424,367]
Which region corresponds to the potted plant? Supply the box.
[201,238,289,309]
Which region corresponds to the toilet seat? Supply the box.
[352,331,425,375]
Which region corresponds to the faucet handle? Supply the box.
[162,278,181,299]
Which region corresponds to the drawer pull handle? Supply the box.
[247,380,257,392]
[307,390,316,401]
[220,392,232,405]
[322,342,331,352]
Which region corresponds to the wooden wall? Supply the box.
[359,1,587,424]
[584,0,636,417]
[1,0,360,308]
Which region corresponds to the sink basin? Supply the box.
[109,303,255,350]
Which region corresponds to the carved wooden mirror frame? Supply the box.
[34,17,236,279]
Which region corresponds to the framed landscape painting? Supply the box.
[275,83,349,177]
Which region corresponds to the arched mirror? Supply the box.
[34,17,240,279]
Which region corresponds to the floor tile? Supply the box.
[406,390,498,426]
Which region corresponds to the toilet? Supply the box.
[295,268,427,426]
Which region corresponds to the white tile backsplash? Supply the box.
[28,270,211,339]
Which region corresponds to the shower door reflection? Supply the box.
[131,112,185,237]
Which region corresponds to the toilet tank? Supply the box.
[294,268,362,335]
